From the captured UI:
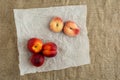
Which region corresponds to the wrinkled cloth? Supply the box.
[14,5,90,75]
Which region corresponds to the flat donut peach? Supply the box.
[63,21,80,37]
[50,17,63,33]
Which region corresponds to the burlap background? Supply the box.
[0,0,120,80]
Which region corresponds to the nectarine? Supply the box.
[30,54,44,67]
[27,38,43,53]
[42,42,57,57]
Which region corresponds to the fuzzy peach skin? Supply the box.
[27,38,43,53]
[42,42,57,57]
[63,21,80,37]
[50,17,63,32]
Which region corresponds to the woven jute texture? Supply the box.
[0,0,120,80]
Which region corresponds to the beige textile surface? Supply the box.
[0,0,120,80]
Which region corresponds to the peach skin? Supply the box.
[63,21,80,37]
[50,17,64,32]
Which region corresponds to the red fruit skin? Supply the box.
[42,42,57,57]
[30,54,44,67]
[43,50,57,57]
[43,42,57,50]
[74,28,80,35]
[27,38,43,53]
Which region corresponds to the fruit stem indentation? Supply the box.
[69,27,73,30]
[56,23,59,27]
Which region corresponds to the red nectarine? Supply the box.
[30,54,44,67]
[42,42,57,57]
[27,38,43,53]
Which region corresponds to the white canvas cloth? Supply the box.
[14,5,90,75]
